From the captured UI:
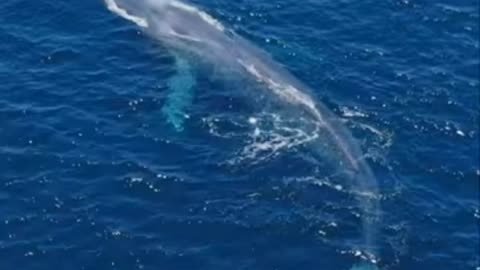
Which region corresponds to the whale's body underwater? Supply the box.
[105,0,380,265]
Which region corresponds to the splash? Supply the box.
[105,0,381,259]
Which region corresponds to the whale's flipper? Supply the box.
[162,54,196,132]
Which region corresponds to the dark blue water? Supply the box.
[1,0,478,269]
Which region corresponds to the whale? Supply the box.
[105,0,381,266]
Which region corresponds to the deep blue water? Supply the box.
[0,0,479,269]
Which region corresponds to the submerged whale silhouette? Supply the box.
[105,0,381,265]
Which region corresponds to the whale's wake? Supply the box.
[105,0,381,267]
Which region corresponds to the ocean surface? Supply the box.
[0,0,478,269]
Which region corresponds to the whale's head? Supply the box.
[105,0,170,29]
[106,0,226,47]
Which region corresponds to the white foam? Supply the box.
[248,117,258,125]
[237,60,366,173]
[105,0,149,28]
[341,106,368,118]
[202,112,319,165]
[235,113,320,164]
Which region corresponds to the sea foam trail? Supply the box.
[105,0,380,261]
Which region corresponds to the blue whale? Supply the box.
[105,0,381,265]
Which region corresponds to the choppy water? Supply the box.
[0,0,478,270]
